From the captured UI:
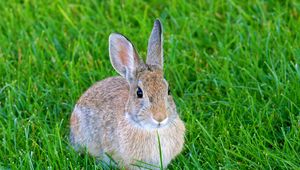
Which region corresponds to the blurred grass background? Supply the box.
[0,0,300,169]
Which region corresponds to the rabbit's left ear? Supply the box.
[109,33,140,80]
[146,19,163,68]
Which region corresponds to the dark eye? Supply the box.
[137,86,143,98]
[168,87,171,95]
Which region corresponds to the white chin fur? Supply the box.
[151,117,169,126]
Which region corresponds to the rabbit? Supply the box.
[70,19,185,170]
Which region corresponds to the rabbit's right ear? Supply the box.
[146,19,163,68]
[109,33,140,80]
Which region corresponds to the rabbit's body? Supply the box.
[70,20,185,169]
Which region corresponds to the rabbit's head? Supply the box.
[109,20,178,130]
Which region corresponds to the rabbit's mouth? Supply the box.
[125,112,169,129]
[151,116,169,127]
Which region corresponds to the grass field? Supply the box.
[1,0,300,169]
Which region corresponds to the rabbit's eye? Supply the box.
[137,86,143,98]
[168,87,171,95]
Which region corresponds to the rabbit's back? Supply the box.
[70,76,129,156]
[78,76,129,108]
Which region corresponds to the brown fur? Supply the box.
[70,20,185,169]
[70,75,185,169]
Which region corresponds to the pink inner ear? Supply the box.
[117,39,130,66]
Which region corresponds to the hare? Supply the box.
[70,19,185,169]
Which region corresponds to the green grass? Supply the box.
[1,0,300,169]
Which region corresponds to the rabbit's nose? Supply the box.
[152,113,168,124]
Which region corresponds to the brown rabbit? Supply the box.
[70,19,185,169]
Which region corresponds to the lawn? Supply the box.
[0,0,300,169]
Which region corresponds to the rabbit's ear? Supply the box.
[109,33,140,80]
[146,19,163,68]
